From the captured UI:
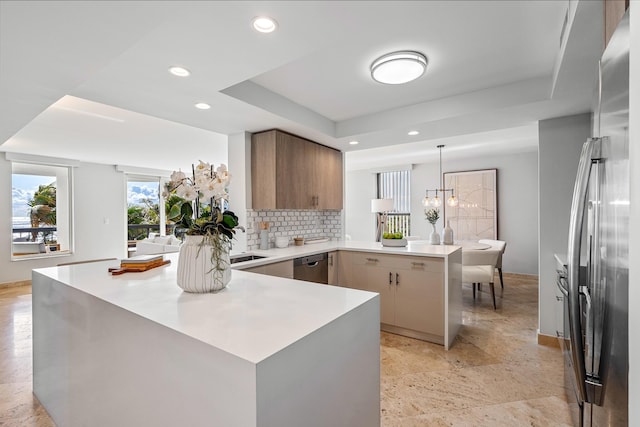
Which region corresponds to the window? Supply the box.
[377,170,411,236]
[126,175,162,241]
[11,162,73,259]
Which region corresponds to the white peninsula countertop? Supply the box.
[231,239,461,270]
[32,254,381,427]
[231,240,462,350]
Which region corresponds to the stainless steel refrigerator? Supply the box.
[559,10,629,427]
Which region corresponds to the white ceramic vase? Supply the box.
[429,223,440,245]
[443,220,454,245]
[177,235,232,293]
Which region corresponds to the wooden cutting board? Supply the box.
[108,259,171,275]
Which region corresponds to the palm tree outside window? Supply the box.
[11,162,73,258]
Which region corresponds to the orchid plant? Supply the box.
[163,161,243,261]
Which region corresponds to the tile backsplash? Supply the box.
[246,209,342,250]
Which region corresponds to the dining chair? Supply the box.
[478,239,507,288]
[462,248,501,309]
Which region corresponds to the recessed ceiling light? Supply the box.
[252,16,278,33]
[168,66,190,77]
[408,130,419,136]
[370,51,427,85]
[195,102,211,110]
[349,140,359,145]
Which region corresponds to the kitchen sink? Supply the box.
[230,254,267,264]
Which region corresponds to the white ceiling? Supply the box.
[0,1,603,170]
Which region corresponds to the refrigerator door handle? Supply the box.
[585,142,606,407]
[567,137,601,404]
[579,285,592,309]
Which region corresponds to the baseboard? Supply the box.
[537,332,560,349]
[0,279,31,289]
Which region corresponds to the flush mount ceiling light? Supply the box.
[168,66,190,77]
[194,102,211,110]
[408,130,420,136]
[370,51,427,85]
[349,140,359,145]
[252,16,278,33]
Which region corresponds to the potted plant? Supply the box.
[425,208,440,245]
[163,161,244,292]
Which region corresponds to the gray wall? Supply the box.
[537,113,591,337]
[346,149,539,274]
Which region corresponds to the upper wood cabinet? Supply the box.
[604,0,629,49]
[251,130,343,210]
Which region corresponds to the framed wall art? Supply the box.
[444,169,497,241]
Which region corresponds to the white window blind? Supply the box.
[377,170,410,212]
[377,170,411,235]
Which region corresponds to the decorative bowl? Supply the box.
[275,237,289,248]
[381,238,408,247]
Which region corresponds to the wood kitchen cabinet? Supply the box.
[243,260,293,279]
[328,251,338,285]
[604,0,629,49]
[338,251,445,343]
[251,129,343,210]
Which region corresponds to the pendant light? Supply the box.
[422,145,458,208]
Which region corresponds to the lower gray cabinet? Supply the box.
[338,251,444,342]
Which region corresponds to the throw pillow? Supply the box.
[153,236,171,245]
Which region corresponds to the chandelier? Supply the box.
[422,145,458,208]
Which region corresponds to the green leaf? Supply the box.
[181,202,193,219]
[167,204,181,220]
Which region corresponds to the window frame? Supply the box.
[126,174,165,241]
[377,170,411,236]
[10,160,75,261]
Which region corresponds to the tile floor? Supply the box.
[0,274,571,426]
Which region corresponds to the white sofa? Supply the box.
[135,234,181,255]
[12,241,47,255]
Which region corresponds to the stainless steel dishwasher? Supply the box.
[293,253,328,284]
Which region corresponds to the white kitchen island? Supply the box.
[32,255,380,427]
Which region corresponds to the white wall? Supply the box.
[345,149,539,274]
[1,158,127,284]
[227,132,251,253]
[537,113,591,337]
[344,170,377,241]
[628,4,638,425]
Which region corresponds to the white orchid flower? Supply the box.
[176,183,198,201]
[199,188,216,201]
[170,170,186,183]
[216,164,228,174]
[221,171,231,185]
[194,174,211,187]
[195,160,211,175]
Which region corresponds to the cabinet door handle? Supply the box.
[396,273,400,285]
[366,258,378,262]
[412,262,425,267]
[389,272,392,285]
[329,254,334,266]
